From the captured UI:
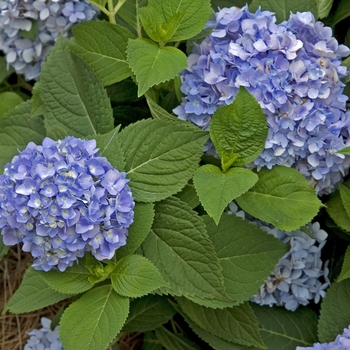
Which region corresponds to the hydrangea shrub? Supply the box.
[174,6,350,195]
[1,0,350,349]
[0,136,135,271]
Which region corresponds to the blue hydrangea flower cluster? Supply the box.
[0,0,98,80]
[0,136,135,272]
[297,325,350,349]
[228,202,330,311]
[24,317,62,350]
[174,6,350,195]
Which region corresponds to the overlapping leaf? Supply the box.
[119,119,207,202]
[205,214,287,303]
[318,279,350,343]
[69,21,135,86]
[194,165,258,224]
[60,285,129,350]
[40,36,113,139]
[0,100,46,171]
[236,166,322,231]
[176,298,265,349]
[3,267,70,314]
[251,304,318,349]
[127,38,187,96]
[122,295,175,333]
[141,197,228,301]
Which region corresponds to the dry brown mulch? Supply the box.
[0,246,144,350]
[0,245,62,350]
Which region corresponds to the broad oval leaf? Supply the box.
[141,196,228,301]
[122,295,175,333]
[40,36,114,139]
[210,86,268,170]
[326,187,350,232]
[3,267,70,314]
[332,0,350,25]
[251,303,318,349]
[144,0,212,42]
[119,119,208,202]
[0,100,46,171]
[36,257,94,295]
[0,92,23,118]
[127,38,187,97]
[155,326,201,350]
[317,0,334,18]
[338,245,350,282]
[236,166,322,231]
[69,21,135,86]
[176,298,266,349]
[318,279,350,343]
[194,165,258,224]
[60,285,129,350]
[205,214,287,304]
[111,255,168,298]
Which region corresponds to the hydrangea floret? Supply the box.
[228,202,330,311]
[24,317,63,350]
[0,0,98,80]
[0,136,135,272]
[297,325,350,349]
[174,6,350,195]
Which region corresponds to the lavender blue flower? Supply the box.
[24,317,62,350]
[296,325,350,349]
[0,136,135,271]
[0,0,98,80]
[174,6,350,195]
[228,202,330,311]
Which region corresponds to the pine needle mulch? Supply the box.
[0,246,144,350]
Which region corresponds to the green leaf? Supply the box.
[60,285,129,350]
[36,258,94,295]
[249,0,318,23]
[139,8,185,42]
[117,0,147,35]
[317,0,334,18]
[318,279,350,342]
[0,236,9,261]
[86,0,107,8]
[115,202,155,259]
[127,38,187,97]
[3,267,70,314]
[236,166,322,231]
[332,0,350,25]
[119,119,207,202]
[143,0,212,42]
[340,183,350,219]
[31,82,44,118]
[155,326,200,350]
[145,92,179,121]
[93,126,126,171]
[19,20,38,40]
[107,79,138,104]
[141,197,228,301]
[144,331,164,350]
[205,214,287,304]
[122,295,175,333]
[69,21,135,86]
[111,255,168,298]
[40,36,114,139]
[251,303,318,349]
[327,187,350,232]
[194,165,258,224]
[210,86,268,170]
[0,56,14,83]
[338,245,350,282]
[174,182,200,209]
[177,298,266,349]
[0,92,24,118]
[0,100,46,171]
